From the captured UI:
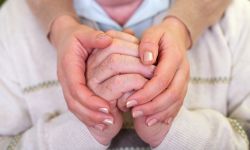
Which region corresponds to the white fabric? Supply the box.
[0,0,250,149]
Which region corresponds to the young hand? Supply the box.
[50,15,115,130]
[126,17,190,128]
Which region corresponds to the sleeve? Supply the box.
[154,0,250,149]
[168,0,231,45]
[26,0,79,36]
[0,43,108,150]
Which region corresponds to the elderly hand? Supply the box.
[126,17,190,133]
[50,16,116,130]
[86,30,154,145]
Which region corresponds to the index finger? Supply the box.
[126,45,182,108]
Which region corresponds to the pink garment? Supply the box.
[96,0,143,25]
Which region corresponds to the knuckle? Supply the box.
[174,50,183,64]
[154,76,167,90]
[106,54,118,64]
[112,75,123,85]
[106,30,116,37]
[70,86,83,99]
[110,38,120,47]
[105,54,121,70]
[168,90,180,101]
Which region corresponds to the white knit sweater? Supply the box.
[0,0,250,149]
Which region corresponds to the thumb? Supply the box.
[78,30,113,52]
[139,29,162,65]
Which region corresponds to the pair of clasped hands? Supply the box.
[51,15,190,147]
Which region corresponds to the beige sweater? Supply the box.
[27,0,231,44]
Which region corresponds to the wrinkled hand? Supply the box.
[50,16,116,132]
[86,30,154,145]
[126,17,190,137]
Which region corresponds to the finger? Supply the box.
[131,61,189,118]
[77,29,112,52]
[87,39,140,68]
[60,53,112,114]
[117,91,135,112]
[145,100,182,127]
[106,30,139,44]
[88,54,155,85]
[127,44,183,108]
[68,98,114,127]
[95,74,148,102]
[139,27,162,65]
[122,28,135,36]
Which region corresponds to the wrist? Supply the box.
[49,15,80,47]
[163,16,192,49]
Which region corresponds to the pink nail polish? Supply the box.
[103,119,113,126]
[144,51,153,62]
[132,110,144,118]
[126,100,137,108]
[147,118,158,127]
[98,108,109,114]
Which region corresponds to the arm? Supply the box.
[26,0,78,34]
[27,0,231,44]
[168,0,231,44]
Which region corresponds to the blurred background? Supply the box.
[0,0,4,6]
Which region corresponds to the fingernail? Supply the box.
[132,110,144,118]
[147,118,158,127]
[94,124,105,131]
[99,108,109,114]
[126,100,137,108]
[103,119,113,126]
[144,51,153,62]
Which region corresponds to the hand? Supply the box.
[86,30,154,144]
[50,16,115,131]
[124,17,190,147]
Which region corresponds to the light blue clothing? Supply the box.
[74,0,170,37]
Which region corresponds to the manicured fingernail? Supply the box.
[94,124,105,131]
[126,100,137,108]
[147,118,158,127]
[144,51,153,62]
[103,119,113,126]
[132,110,144,118]
[99,108,109,114]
